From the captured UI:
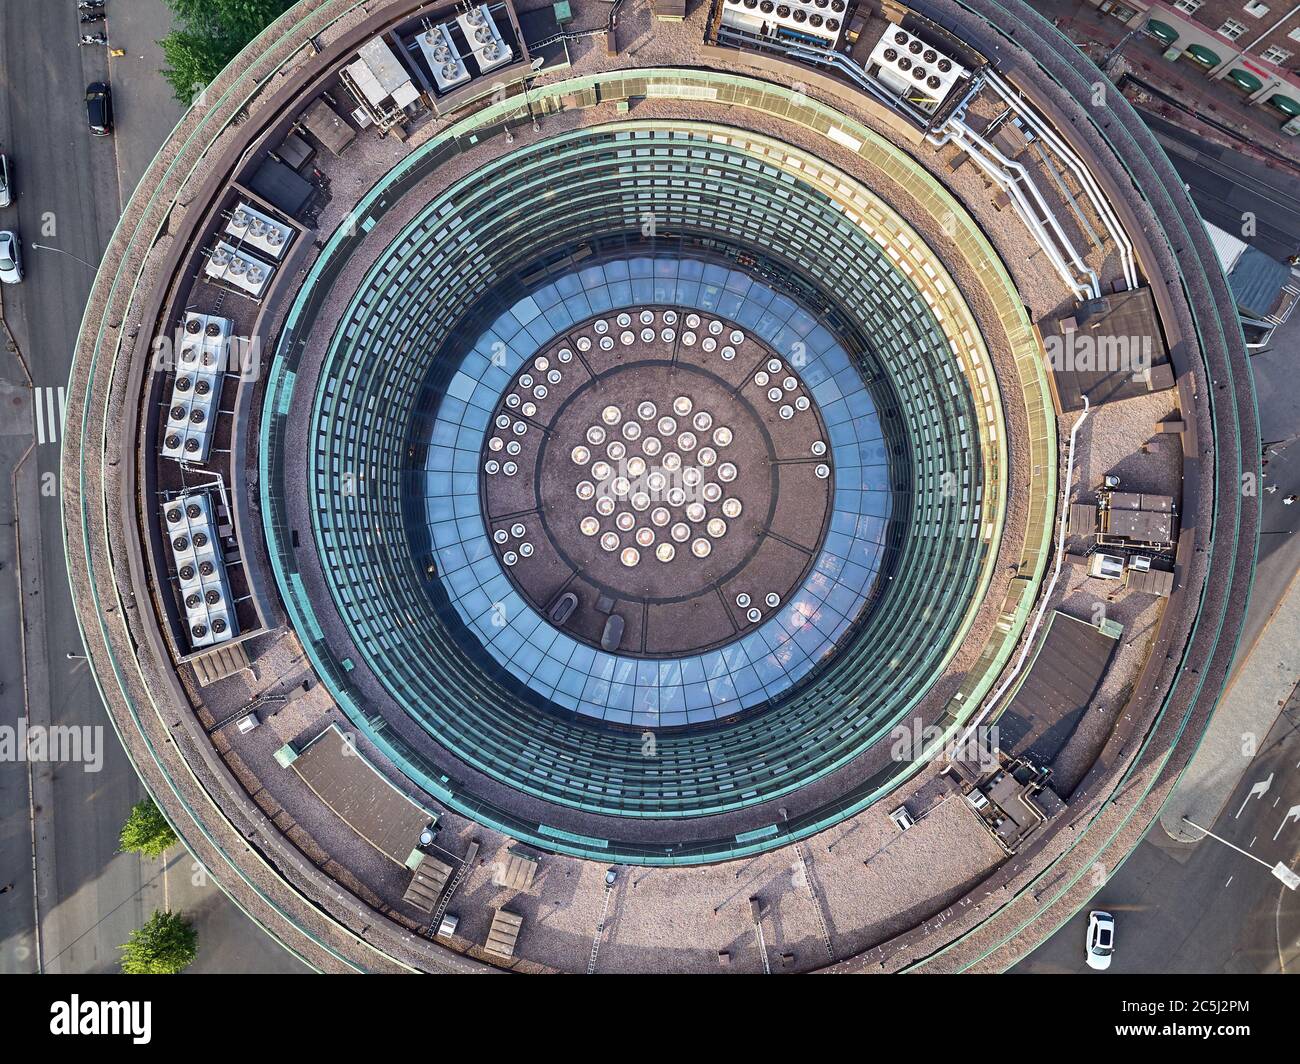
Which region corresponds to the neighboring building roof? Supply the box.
[1227,245,1291,319]
[1204,221,1290,318]
[1204,221,1247,274]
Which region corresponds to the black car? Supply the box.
[86,82,113,136]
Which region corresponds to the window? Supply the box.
[1220,19,1247,39]
[1261,45,1293,63]
[1173,0,1202,12]
[1243,0,1270,16]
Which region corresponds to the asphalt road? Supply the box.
[0,0,306,974]
[1015,688,1300,973]
[1144,111,1300,264]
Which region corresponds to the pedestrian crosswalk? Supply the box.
[33,385,66,446]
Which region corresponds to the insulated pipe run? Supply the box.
[928,122,1095,301]
[986,72,1138,291]
[944,396,1091,765]
[788,45,929,124]
[942,118,1100,299]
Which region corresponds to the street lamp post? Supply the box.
[30,242,99,271]
[1181,815,1300,890]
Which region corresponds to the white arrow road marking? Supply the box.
[1272,804,1300,842]
[1236,773,1274,819]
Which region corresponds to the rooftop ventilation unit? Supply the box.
[225,200,294,261]
[161,313,231,464]
[455,4,513,74]
[720,0,846,47]
[418,22,470,91]
[204,240,275,299]
[866,24,968,113]
[163,492,238,650]
[351,36,422,110]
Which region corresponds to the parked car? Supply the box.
[0,231,23,284]
[1085,910,1115,970]
[86,82,113,136]
[0,155,11,208]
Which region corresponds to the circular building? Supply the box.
[65,0,1256,972]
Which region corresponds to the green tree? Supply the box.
[158,0,297,104]
[120,910,198,974]
[119,797,178,860]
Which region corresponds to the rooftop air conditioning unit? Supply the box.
[162,313,231,463]
[721,0,844,45]
[162,491,238,649]
[421,22,471,91]
[224,200,294,261]
[867,25,969,114]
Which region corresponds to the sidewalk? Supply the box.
[1159,564,1300,840]
[105,0,186,209]
[1025,0,1300,174]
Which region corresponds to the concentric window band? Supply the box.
[260,104,1012,850]
[292,125,993,819]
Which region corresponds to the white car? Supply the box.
[1085,910,1115,970]
[0,231,22,284]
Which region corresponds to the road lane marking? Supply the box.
[1236,772,1274,818]
[32,386,65,446]
[1273,804,1300,841]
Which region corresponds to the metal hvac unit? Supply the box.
[163,493,238,650]
[225,201,294,261]
[720,0,847,47]
[204,241,275,299]
[161,313,230,464]
[455,4,513,74]
[418,22,470,91]
[866,25,968,112]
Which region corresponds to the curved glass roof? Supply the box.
[258,96,1024,860]
[422,255,890,725]
[287,122,994,820]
